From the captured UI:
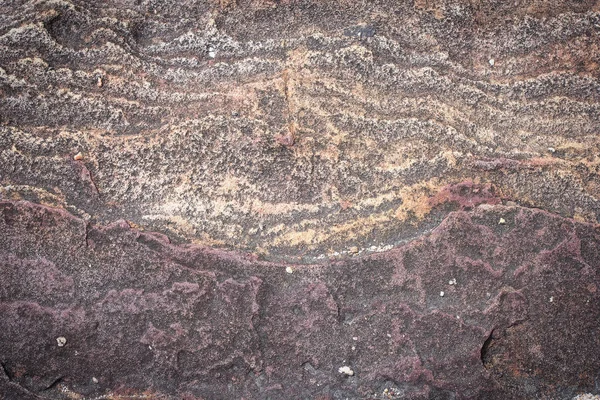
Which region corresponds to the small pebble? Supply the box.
[489,58,495,66]
[208,47,216,58]
[285,266,293,274]
[440,291,445,297]
[338,366,354,376]
[548,147,556,153]
[352,336,358,341]
[73,152,83,161]
[549,296,554,303]
[498,218,506,225]
[92,377,98,384]
[349,246,359,254]
[448,278,457,285]
[56,336,67,347]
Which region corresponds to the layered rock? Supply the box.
[1,0,600,399]
[1,0,599,261]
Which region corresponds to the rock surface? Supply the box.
[1,0,600,399]
[1,0,600,261]
[1,200,600,399]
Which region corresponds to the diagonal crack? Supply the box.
[0,360,13,381]
[42,376,63,392]
[0,360,37,399]
[480,329,494,369]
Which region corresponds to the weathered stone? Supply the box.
[1,0,600,398]
[1,200,599,399]
[0,0,599,261]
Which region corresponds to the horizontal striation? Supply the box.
[0,0,599,261]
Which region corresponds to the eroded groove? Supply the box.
[0,360,13,381]
[42,376,63,392]
[481,329,495,369]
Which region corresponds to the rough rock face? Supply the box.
[1,200,600,399]
[1,0,600,261]
[1,0,600,399]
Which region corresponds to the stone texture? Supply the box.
[1,199,599,399]
[1,1,600,399]
[1,0,600,261]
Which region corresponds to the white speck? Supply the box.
[338,366,354,376]
[486,292,491,298]
[285,266,293,274]
[351,346,356,350]
[548,147,556,153]
[386,333,392,338]
[352,336,358,341]
[92,377,98,384]
[456,315,460,319]
[440,291,445,297]
[489,58,495,66]
[208,47,216,58]
[149,345,152,350]
[449,278,457,285]
[56,337,66,347]
[498,218,506,225]
[549,296,554,302]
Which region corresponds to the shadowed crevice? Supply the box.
[481,329,495,369]
[0,360,13,381]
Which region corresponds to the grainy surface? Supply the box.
[1,0,600,399]
[1,0,600,261]
[1,200,599,399]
